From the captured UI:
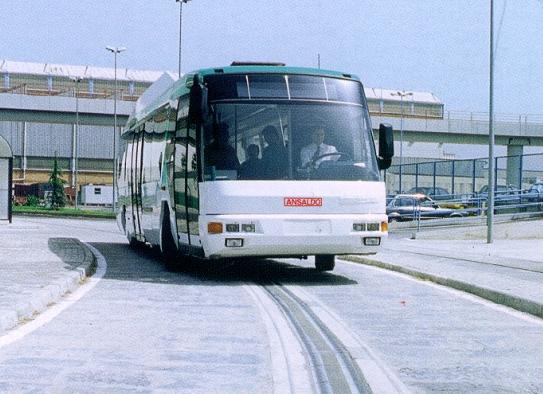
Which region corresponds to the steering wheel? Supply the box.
[306,152,352,168]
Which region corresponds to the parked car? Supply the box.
[406,186,451,201]
[466,185,522,207]
[386,194,465,222]
[522,182,543,204]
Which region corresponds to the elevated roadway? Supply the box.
[372,113,543,147]
[2,92,543,189]
[3,93,543,148]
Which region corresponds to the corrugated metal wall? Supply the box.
[0,121,22,155]
[0,121,114,167]
[78,125,114,159]
[26,122,72,157]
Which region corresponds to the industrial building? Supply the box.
[0,59,444,203]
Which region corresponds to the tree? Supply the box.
[48,156,66,209]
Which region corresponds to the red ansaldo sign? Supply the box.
[284,197,323,207]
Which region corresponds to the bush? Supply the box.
[48,157,66,209]
[25,195,40,207]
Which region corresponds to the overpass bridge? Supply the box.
[2,91,543,189]
[1,59,543,191]
[3,92,542,148]
[372,111,543,147]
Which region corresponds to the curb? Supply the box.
[343,255,543,320]
[389,211,543,232]
[0,239,96,334]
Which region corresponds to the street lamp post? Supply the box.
[487,0,495,243]
[106,46,126,212]
[391,90,413,193]
[70,76,82,210]
[176,0,191,77]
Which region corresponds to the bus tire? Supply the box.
[128,236,139,247]
[160,206,178,270]
[120,205,127,233]
[315,255,335,271]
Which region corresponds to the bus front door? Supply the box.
[130,130,144,240]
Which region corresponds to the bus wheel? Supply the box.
[121,206,127,233]
[160,208,178,270]
[128,236,138,247]
[315,255,335,271]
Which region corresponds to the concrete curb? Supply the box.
[0,239,96,334]
[390,210,543,231]
[343,255,543,320]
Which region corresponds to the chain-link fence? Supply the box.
[386,153,543,196]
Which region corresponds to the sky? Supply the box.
[2,0,543,116]
[2,1,543,160]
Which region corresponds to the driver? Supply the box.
[300,127,338,168]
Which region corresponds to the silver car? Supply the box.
[386,194,465,222]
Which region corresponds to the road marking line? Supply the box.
[0,243,107,349]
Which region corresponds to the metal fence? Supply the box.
[385,152,543,198]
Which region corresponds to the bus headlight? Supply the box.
[226,223,240,232]
[242,224,256,233]
[366,223,380,231]
[353,223,365,231]
[354,223,382,232]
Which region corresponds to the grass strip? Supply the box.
[13,205,116,219]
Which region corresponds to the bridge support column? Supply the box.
[506,141,525,190]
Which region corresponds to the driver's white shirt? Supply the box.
[300,143,338,167]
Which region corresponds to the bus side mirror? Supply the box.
[378,123,394,170]
[189,75,205,124]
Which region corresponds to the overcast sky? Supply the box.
[2,1,543,117]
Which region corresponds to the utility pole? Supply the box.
[70,76,82,210]
[106,46,126,212]
[391,91,413,193]
[176,0,191,77]
[487,0,495,243]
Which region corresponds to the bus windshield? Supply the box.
[202,102,379,181]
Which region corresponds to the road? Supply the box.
[0,218,542,392]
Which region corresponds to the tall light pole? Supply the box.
[176,0,191,77]
[106,46,126,212]
[391,90,413,193]
[487,0,495,243]
[70,76,82,210]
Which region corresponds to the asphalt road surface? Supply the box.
[0,218,542,392]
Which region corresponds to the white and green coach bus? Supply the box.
[117,62,394,271]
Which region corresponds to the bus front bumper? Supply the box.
[200,214,388,259]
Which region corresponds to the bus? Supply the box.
[117,62,394,271]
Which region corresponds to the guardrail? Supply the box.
[386,188,543,225]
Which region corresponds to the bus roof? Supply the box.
[125,64,362,132]
[196,65,360,81]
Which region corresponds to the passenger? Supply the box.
[204,122,240,171]
[260,125,288,179]
[300,127,338,168]
[239,144,262,180]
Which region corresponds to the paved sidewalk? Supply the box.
[0,217,118,334]
[346,218,543,319]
